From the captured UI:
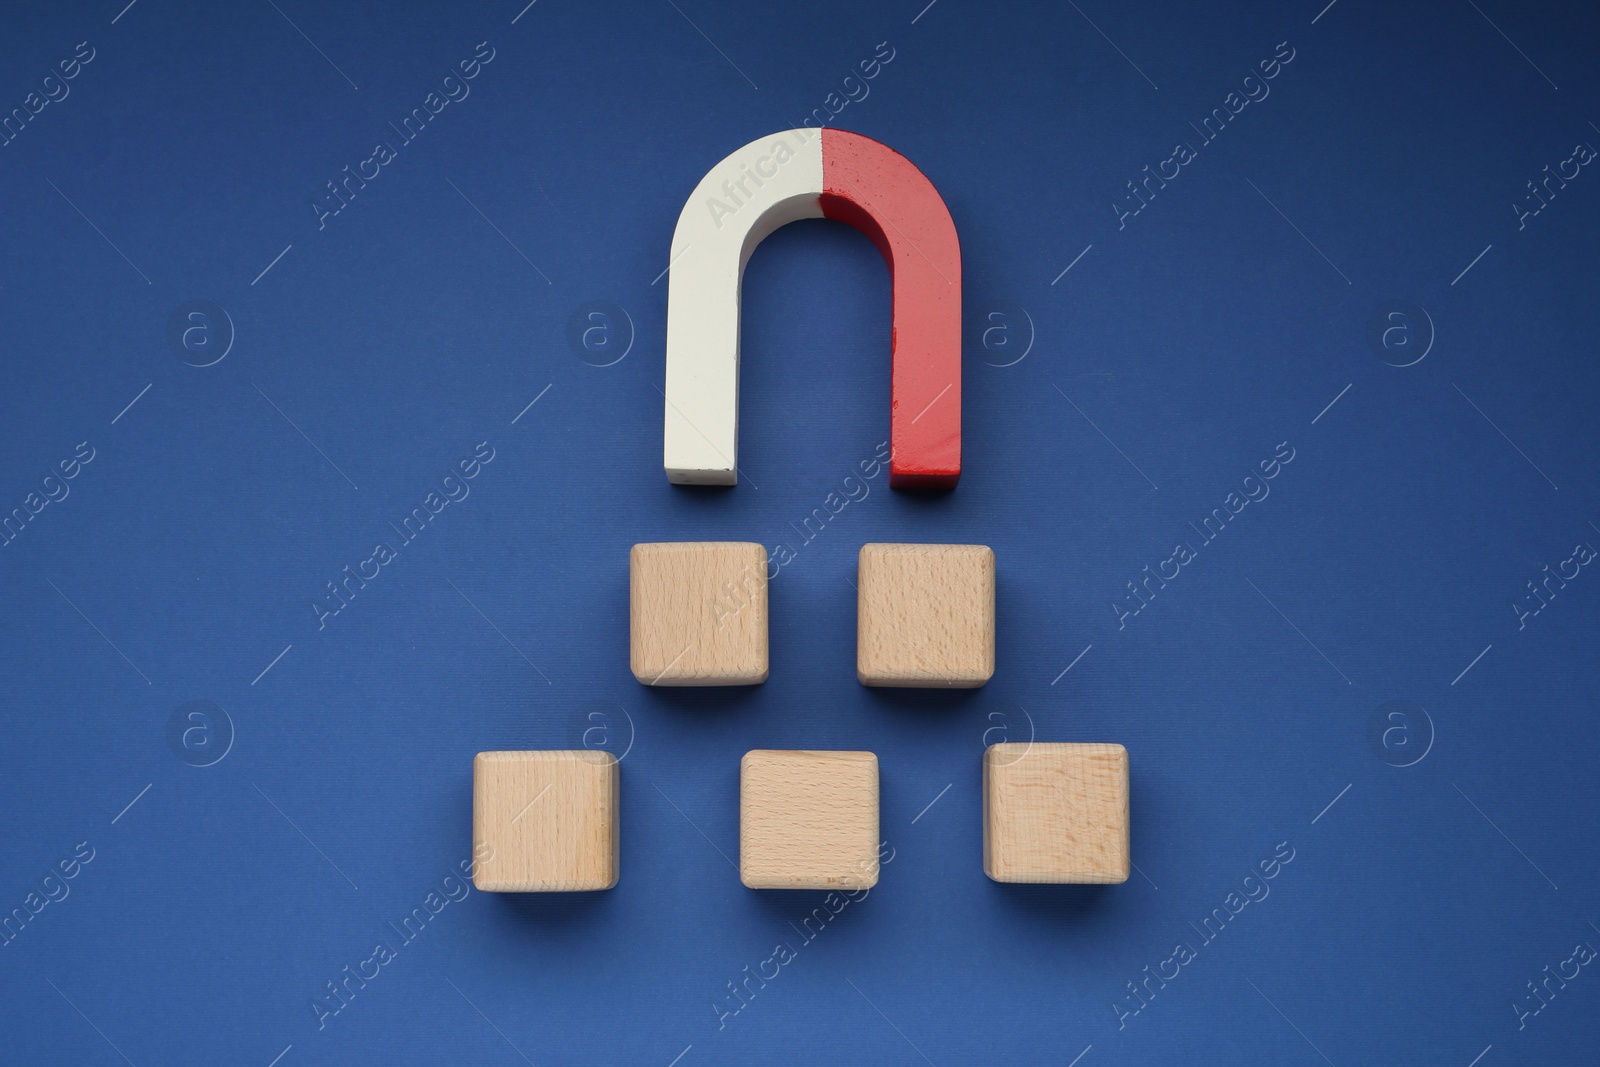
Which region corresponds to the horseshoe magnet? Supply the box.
[662,128,962,490]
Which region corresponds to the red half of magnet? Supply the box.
[820,128,962,490]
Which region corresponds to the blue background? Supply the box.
[2,0,1598,1064]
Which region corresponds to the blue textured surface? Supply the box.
[3,1,1599,1064]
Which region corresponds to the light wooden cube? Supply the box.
[857,543,995,687]
[983,743,1129,884]
[472,751,619,892]
[740,750,880,890]
[630,542,768,685]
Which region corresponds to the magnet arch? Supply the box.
[662,128,962,490]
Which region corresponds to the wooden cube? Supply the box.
[740,750,880,889]
[983,743,1129,884]
[630,542,768,685]
[857,543,995,687]
[472,751,619,892]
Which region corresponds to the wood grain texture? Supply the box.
[856,543,994,687]
[472,751,619,892]
[740,750,879,890]
[630,542,768,686]
[983,743,1129,884]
